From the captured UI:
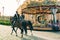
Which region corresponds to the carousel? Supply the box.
[17,0,60,30]
[21,5,60,30]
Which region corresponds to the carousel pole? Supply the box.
[51,6,57,24]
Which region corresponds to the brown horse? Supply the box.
[10,17,33,37]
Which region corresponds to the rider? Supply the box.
[13,11,20,26]
[19,12,25,21]
[21,12,25,20]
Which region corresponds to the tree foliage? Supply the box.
[27,0,56,7]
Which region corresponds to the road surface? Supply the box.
[0,25,60,40]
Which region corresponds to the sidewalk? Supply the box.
[0,25,60,40]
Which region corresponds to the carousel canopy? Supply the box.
[22,1,60,14]
[17,0,60,14]
[22,5,60,14]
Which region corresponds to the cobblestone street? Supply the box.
[0,25,60,40]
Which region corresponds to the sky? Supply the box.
[0,0,60,16]
[0,0,25,16]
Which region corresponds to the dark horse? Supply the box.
[10,17,33,37]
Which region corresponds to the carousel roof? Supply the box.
[22,5,60,14]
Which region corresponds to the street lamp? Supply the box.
[51,6,57,24]
[2,6,4,16]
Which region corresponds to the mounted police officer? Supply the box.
[19,12,25,21]
[13,11,20,26]
[14,11,20,21]
[21,12,25,20]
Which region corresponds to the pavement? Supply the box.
[0,25,60,40]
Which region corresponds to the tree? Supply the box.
[43,0,56,5]
[27,1,42,7]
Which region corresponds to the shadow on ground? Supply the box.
[17,35,47,40]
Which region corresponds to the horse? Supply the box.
[10,17,33,37]
[10,17,21,36]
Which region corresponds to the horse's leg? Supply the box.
[11,23,14,35]
[20,28,23,38]
[13,21,18,36]
[11,21,15,35]
[11,28,14,35]
[29,24,33,35]
[30,29,33,35]
[15,27,18,36]
[24,27,27,36]
[15,27,18,34]
[12,27,17,36]
[29,26,33,35]
[28,21,33,35]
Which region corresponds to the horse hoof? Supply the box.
[11,33,12,35]
[21,34,23,38]
[16,35,18,37]
[25,34,27,36]
[31,34,33,36]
